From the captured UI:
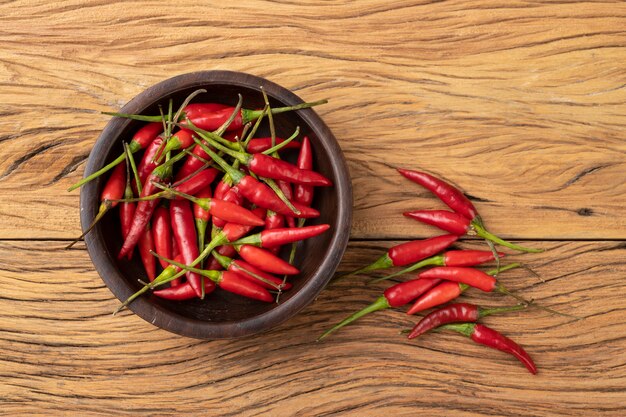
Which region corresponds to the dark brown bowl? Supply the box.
[80,71,352,339]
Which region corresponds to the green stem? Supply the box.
[196,219,207,267]
[261,126,300,155]
[495,284,580,319]
[101,112,163,122]
[151,251,221,283]
[229,233,262,246]
[150,182,209,211]
[65,201,111,249]
[214,94,243,137]
[173,89,206,130]
[478,303,528,318]
[260,88,277,152]
[124,142,142,195]
[262,177,301,215]
[317,296,390,341]
[337,253,394,280]
[487,262,521,276]
[472,221,543,253]
[368,255,444,284]
[182,124,247,162]
[242,99,328,123]
[192,137,245,183]
[68,152,126,191]
[242,105,269,148]
[437,323,475,338]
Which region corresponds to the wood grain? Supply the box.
[1,1,625,415]
[0,0,624,239]
[1,240,625,416]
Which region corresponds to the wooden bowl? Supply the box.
[80,71,352,339]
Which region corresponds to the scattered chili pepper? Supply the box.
[398,169,542,253]
[438,323,537,374]
[344,234,458,277]
[371,249,504,284]
[407,302,527,339]
[318,278,441,341]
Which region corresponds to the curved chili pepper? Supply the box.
[232,224,330,248]
[246,137,301,153]
[138,223,156,281]
[439,323,537,374]
[407,303,527,339]
[193,186,212,257]
[398,169,477,220]
[236,244,299,275]
[407,264,521,315]
[152,205,172,269]
[154,279,216,301]
[170,199,212,298]
[318,278,441,341]
[210,250,292,290]
[371,250,505,284]
[345,234,458,277]
[404,210,470,235]
[399,170,542,253]
[419,267,497,292]
[294,136,314,206]
[69,122,162,191]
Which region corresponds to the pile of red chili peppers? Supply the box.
[68,89,332,310]
[319,169,576,375]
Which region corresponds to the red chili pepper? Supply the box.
[247,153,332,187]
[398,169,477,220]
[403,210,470,235]
[170,199,212,298]
[407,264,521,315]
[277,181,296,229]
[211,250,292,290]
[137,136,164,186]
[193,186,212,256]
[246,137,301,153]
[119,165,136,260]
[210,207,267,268]
[195,142,320,218]
[155,255,273,302]
[346,234,458,277]
[176,142,213,181]
[264,210,285,254]
[419,267,497,292]
[69,122,162,191]
[170,237,181,286]
[154,279,216,301]
[236,244,299,275]
[399,170,542,253]
[438,323,537,374]
[172,168,219,196]
[294,136,314,207]
[117,153,184,259]
[407,303,527,339]
[232,224,330,248]
[162,129,195,154]
[181,100,327,132]
[318,278,441,341]
[212,185,243,228]
[152,205,173,269]
[371,250,505,284]
[138,223,156,281]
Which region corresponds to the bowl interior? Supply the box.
[82,72,351,337]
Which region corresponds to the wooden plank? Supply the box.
[0,1,625,239]
[0,240,624,416]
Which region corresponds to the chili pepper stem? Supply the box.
[369,256,443,284]
[151,181,208,210]
[124,142,142,195]
[68,152,127,191]
[113,284,149,316]
[337,253,393,281]
[65,201,111,249]
[317,296,390,341]
[242,99,328,123]
[471,221,543,253]
[478,303,529,318]
[151,251,220,283]
[262,177,301,215]
[495,284,580,319]
[438,323,475,337]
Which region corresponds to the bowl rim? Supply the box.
[80,70,352,339]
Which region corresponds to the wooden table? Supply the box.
[1,1,625,415]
